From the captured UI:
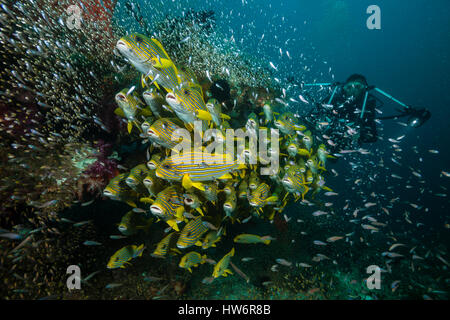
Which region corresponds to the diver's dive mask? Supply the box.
[343,81,366,98]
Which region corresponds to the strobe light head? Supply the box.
[407,108,431,128]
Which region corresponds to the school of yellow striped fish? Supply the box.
[103,31,338,284]
[0,0,448,300]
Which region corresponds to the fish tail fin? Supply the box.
[136,244,145,257]
[260,236,272,245]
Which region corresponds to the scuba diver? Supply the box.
[303,74,431,153]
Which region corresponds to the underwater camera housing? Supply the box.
[407,108,431,128]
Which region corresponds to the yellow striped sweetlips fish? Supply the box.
[146,118,185,150]
[142,170,164,198]
[107,244,145,269]
[150,186,185,231]
[155,150,246,191]
[115,88,151,133]
[165,82,213,124]
[247,183,278,211]
[151,231,181,258]
[103,173,138,207]
[274,112,306,136]
[126,164,150,194]
[212,247,235,278]
[176,217,209,249]
[281,165,311,200]
[116,33,180,91]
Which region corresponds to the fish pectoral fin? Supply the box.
[188,268,192,273]
[196,110,213,121]
[140,197,154,204]
[195,240,203,246]
[126,201,137,208]
[182,174,205,191]
[195,207,204,216]
[151,57,174,69]
[141,74,147,88]
[171,248,182,254]
[218,173,233,180]
[114,108,125,117]
[225,269,233,275]
[184,122,194,132]
[297,149,310,156]
[166,219,179,232]
[127,121,133,134]
[141,108,153,117]
[220,113,231,120]
[265,196,278,203]
[175,206,185,219]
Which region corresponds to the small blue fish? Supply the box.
[83,240,102,246]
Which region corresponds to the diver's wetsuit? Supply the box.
[305,86,378,153]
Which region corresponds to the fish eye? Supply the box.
[135,36,143,43]
[163,164,171,170]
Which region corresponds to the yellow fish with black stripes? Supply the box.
[115,88,152,133]
[107,244,145,269]
[151,231,181,258]
[176,216,209,249]
[116,33,181,91]
[149,186,185,231]
[146,118,185,150]
[281,165,311,201]
[165,81,214,126]
[212,248,235,278]
[103,173,138,207]
[179,251,210,273]
[155,150,246,192]
[247,183,278,212]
